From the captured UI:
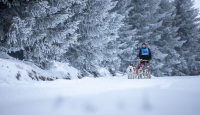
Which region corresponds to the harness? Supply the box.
[141,47,149,55]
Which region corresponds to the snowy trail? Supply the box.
[0,76,200,115]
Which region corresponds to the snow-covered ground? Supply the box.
[0,53,199,115]
[0,52,110,82]
[0,58,80,82]
[0,75,200,115]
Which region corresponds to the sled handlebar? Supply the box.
[138,60,150,64]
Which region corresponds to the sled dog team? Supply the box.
[126,65,143,79]
[127,43,152,79]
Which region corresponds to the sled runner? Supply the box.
[127,60,152,79]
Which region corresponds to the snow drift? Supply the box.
[0,57,81,82]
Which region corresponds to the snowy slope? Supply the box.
[0,76,200,115]
[0,58,81,82]
[0,51,15,59]
[0,51,112,82]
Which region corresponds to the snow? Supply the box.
[0,57,80,82]
[0,51,14,59]
[0,54,199,115]
[0,75,200,115]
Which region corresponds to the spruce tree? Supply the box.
[115,0,165,76]
[66,0,123,76]
[0,0,86,69]
[100,12,124,73]
[0,0,24,52]
[112,0,138,73]
[154,0,185,76]
[174,0,200,75]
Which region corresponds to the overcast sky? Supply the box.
[195,0,200,8]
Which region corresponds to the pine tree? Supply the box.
[112,0,138,73]
[174,0,200,75]
[100,12,124,74]
[154,0,185,76]
[114,0,165,76]
[25,0,85,69]
[0,0,23,52]
[66,0,123,76]
[0,0,85,69]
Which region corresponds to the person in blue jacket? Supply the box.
[138,43,152,68]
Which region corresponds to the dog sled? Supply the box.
[127,60,152,79]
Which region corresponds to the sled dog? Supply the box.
[132,65,137,79]
[127,66,134,79]
[138,67,143,79]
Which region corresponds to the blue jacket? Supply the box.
[139,47,152,60]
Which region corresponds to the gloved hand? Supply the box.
[140,59,143,61]
[150,60,151,61]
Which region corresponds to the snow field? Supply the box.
[0,76,200,115]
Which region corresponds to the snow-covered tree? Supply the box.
[100,12,124,74]
[24,0,85,69]
[134,0,169,76]
[112,0,138,73]
[1,0,199,77]
[66,0,123,76]
[0,0,22,52]
[0,0,86,69]
[174,0,200,75]
[154,0,185,76]
[114,0,165,76]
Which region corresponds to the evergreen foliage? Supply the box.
[174,0,200,75]
[0,0,199,76]
[66,0,123,76]
[151,0,185,76]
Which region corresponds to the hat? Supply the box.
[142,43,146,45]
